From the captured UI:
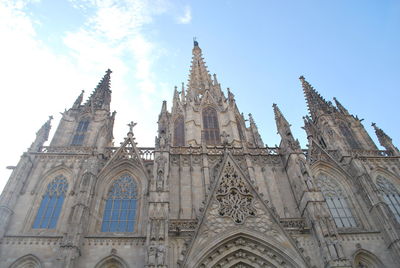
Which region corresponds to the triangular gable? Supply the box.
[100,133,147,176]
[200,89,219,108]
[179,152,309,268]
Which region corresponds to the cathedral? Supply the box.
[1,40,400,268]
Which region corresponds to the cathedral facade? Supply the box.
[0,41,400,268]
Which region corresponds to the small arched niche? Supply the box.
[9,254,42,268]
[95,255,128,268]
[353,249,385,268]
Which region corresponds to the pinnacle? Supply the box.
[299,75,333,120]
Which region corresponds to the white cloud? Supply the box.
[177,5,191,24]
[0,0,172,192]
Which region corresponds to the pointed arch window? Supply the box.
[173,116,185,146]
[316,173,357,228]
[71,119,90,146]
[203,107,220,145]
[376,175,400,222]
[101,175,137,232]
[33,175,68,229]
[339,123,360,149]
[236,116,245,141]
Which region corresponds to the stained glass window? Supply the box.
[316,173,357,228]
[101,175,137,232]
[203,107,220,145]
[33,176,68,229]
[376,175,400,222]
[173,116,185,146]
[71,119,90,146]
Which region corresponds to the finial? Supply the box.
[106,69,112,75]
[49,115,53,120]
[127,121,137,133]
[299,75,305,81]
[193,37,198,47]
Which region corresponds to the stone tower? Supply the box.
[0,41,399,268]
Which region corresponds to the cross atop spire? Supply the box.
[299,76,335,121]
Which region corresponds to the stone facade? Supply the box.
[1,41,400,268]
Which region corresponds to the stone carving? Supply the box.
[216,161,256,224]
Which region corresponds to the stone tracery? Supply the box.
[215,161,256,224]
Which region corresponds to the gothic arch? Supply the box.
[311,163,360,228]
[190,231,305,268]
[352,249,385,268]
[202,106,221,145]
[94,255,128,268]
[372,171,400,222]
[173,115,185,146]
[24,166,73,233]
[9,254,42,268]
[90,163,147,234]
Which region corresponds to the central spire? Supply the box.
[187,39,213,98]
[300,76,335,120]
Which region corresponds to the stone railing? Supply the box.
[170,146,279,156]
[40,146,94,154]
[169,219,198,234]
[279,218,309,233]
[39,146,155,161]
[104,147,155,161]
[347,149,392,157]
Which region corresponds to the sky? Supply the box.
[0,0,399,192]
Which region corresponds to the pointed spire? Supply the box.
[273,104,301,152]
[173,86,179,101]
[248,113,264,147]
[372,123,399,155]
[273,103,291,137]
[72,90,84,109]
[188,39,213,98]
[299,76,334,120]
[86,69,112,111]
[29,116,53,152]
[333,97,349,115]
[181,82,186,101]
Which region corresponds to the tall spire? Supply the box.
[273,104,301,152]
[29,116,53,152]
[72,90,84,109]
[273,103,291,137]
[248,113,264,147]
[333,97,349,115]
[300,76,334,120]
[187,39,213,98]
[372,123,399,155]
[86,69,112,111]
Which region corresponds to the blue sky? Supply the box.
[0,0,399,191]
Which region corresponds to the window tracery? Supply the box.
[173,116,185,146]
[376,175,400,222]
[216,161,256,224]
[316,173,356,228]
[203,107,220,145]
[101,175,137,232]
[33,175,68,229]
[71,119,90,146]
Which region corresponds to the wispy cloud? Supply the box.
[177,5,191,24]
[0,0,171,192]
